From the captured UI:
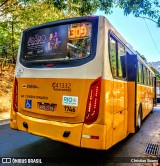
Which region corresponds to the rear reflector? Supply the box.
[10,119,16,123]
[84,77,101,125]
[82,134,99,139]
[13,77,18,112]
[44,64,56,67]
[91,136,99,139]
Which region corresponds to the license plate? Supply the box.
[38,103,55,111]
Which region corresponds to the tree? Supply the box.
[1,0,160,26]
[117,0,160,27]
[53,0,160,27]
[149,65,160,80]
[1,0,160,63]
[156,70,160,80]
[0,0,22,62]
[140,55,147,62]
[0,0,81,62]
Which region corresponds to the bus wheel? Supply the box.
[136,106,142,132]
[151,108,154,113]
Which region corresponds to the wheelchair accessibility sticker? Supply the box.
[25,100,32,109]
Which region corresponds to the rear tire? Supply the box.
[136,105,142,132]
[151,108,154,113]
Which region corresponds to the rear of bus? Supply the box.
[10,16,106,149]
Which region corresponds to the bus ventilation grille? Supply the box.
[144,143,160,156]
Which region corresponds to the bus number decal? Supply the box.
[68,25,87,39]
[52,82,71,91]
[64,106,75,113]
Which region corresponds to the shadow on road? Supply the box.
[1,108,160,165]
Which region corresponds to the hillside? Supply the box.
[149,61,160,72]
[0,65,15,120]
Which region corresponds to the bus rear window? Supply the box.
[21,22,92,63]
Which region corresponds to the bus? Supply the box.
[157,80,160,103]
[10,16,156,150]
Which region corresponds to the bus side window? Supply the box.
[118,42,126,78]
[148,71,151,86]
[151,74,153,86]
[109,35,126,79]
[144,68,147,85]
[152,76,154,87]
[143,66,147,85]
[147,70,150,86]
[138,61,143,84]
[146,69,149,85]
[151,73,153,86]
[110,37,117,77]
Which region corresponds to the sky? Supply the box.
[96,8,160,62]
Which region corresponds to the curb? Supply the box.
[0,119,10,126]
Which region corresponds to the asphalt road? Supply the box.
[0,107,160,166]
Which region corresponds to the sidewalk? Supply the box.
[107,106,160,166]
[0,111,10,125]
[0,112,10,121]
[0,119,10,126]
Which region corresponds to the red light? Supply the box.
[89,16,96,18]
[13,78,18,112]
[84,77,101,125]
[44,64,56,67]
[91,136,99,139]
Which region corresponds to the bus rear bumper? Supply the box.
[81,124,106,150]
[15,112,83,147]
[10,112,107,150]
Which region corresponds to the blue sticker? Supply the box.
[25,99,32,109]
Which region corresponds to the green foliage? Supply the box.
[0,0,160,62]
[152,69,160,80]
[0,0,82,62]
[117,0,160,27]
[155,70,160,80]
[149,65,160,80]
[140,55,147,62]
[53,0,160,27]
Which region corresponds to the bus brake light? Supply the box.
[84,77,101,125]
[13,78,18,112]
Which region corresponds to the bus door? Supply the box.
[126,52,137,133]
[111,44,128,145]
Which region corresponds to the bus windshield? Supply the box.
[21,22,92,62]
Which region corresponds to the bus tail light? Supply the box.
[84,77,101,125]
[82,134,99,139]
[13,77,18,112]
